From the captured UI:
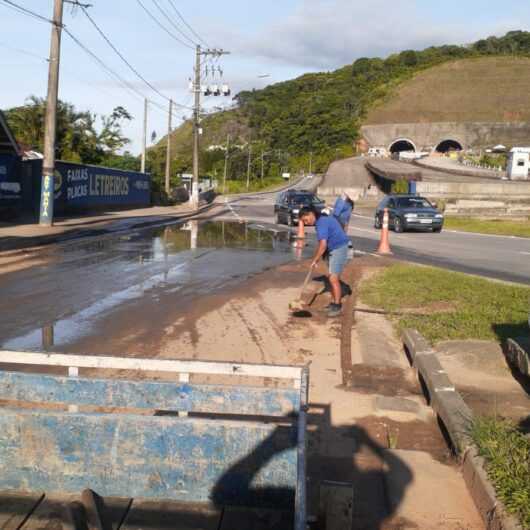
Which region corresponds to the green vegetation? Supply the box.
[160,30,530,186]
[8,30,530,191]
[222,176,286,194]
[4,96,138,171]
[360,264,530,343]
[445,217,530,238]
[472,417,530,529]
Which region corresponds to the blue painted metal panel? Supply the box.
[0,411,297,508]
[0,371,300,416]
[0,154,22,204]
[25,160,150,214]
[54,161,150,212]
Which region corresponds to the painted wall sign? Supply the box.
[53,161,150,211]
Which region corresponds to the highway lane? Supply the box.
[217,188,530,285]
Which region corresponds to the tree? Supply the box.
[4,97,134,169]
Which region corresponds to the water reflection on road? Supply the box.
[1,221,311,351]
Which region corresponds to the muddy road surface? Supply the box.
[0,221,310,354]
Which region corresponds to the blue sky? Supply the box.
[1,0,529,154]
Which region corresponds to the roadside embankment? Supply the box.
[360,264,529,528]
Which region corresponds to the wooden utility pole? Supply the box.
[191,46,230,209]
[141,98,148,173]
[39,0,64,226]
[165,99,173,195]
[191,45,201,209]
[261,150,264,181]
[246,137,252,191]
[223,134,230,194]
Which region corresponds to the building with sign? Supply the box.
[0,110,151,220]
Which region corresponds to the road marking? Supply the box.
[444,229,530,241]
[224,197,243,222]
[521,251,530,255]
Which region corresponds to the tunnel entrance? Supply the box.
[389,139,416,154]
[435,139,463,153]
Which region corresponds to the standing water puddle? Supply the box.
[0,221,312,351]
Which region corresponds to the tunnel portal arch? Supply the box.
[435,139,463,153]
[389,138,416,154]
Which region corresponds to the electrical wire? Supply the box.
[150,0,197,47]
[166,0,209,48]
[135,0,195,50]
[0,41,48,62]
[80,7,192,110]
[0,0,54,24]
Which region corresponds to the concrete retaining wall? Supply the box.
[417,181,530,200]
[361,122,530,152]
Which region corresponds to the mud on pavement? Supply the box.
[0,228,484,528]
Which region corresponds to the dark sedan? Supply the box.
[275,190,325,226]
[375,194,444,233]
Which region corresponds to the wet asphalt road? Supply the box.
[1,176,528,352]
[215,184,530,285]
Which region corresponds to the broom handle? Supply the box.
[300,268,313,294]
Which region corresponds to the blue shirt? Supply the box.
[333,197,353,227]
[315,214,350,251]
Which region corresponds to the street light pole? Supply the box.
[39,0,64,226]
[141,98,148,173]
[165,99,173,196]
[223,134,230,194]
[246,136,252,191]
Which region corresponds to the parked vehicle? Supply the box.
[375,194,444,233]
[275,190,325,226]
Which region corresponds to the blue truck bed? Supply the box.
[0,351,308,529]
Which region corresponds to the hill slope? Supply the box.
[152,30,530,186]
[366,56,530,124]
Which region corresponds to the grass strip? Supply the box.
[222,176,287,195]
[360,264,530,343]
[445,217,530,238]
[471,417,530,529]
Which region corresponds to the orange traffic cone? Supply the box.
[377,208,392,255]
[297,219,305,239]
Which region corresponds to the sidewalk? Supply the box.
[0,203,213,253]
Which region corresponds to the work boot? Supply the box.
[326,303,342,317]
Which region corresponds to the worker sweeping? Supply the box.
[298,206,350,317]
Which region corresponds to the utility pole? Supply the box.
[165,99,173,196]
[246,137,252,191]
[191,46,230,209]
[261,150,264,182]
[39,0,64,226]
[309,151,313,175]
[223,134,230,194]
[141,98,148,173]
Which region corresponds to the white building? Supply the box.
[507,147,530,180]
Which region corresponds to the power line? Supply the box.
[80,6,191,110]
[135,0,194,50]
[0,0,54,24]
[150,0,196,47]
[0,41,48,62]
[166,0,209,48]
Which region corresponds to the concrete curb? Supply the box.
[402,328,523,530]
[506,338,530,377]
[0,201,217,254]
[462,447,524,530]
